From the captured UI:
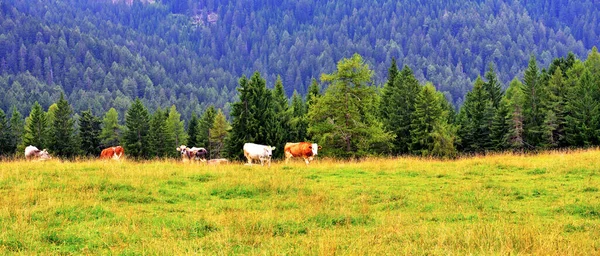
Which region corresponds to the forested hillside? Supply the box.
[1,0,599,119]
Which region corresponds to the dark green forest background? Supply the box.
[1,0,599,119]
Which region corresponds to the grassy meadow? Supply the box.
[1,150,600,255]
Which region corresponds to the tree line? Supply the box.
[1,48,599,160]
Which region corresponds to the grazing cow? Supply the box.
[100,146,124,160]
[24,145,51,161]
[176,145,208,162]
[207,158,229,165]
[243,143,276,166]
[284,142,322,165]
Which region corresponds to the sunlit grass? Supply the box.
[1,149,600,254]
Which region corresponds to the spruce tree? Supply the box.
[490,97,511,150]
[9,106,24,154]
[379,65,422,154]
[410,83,446,156]
[197,105,216,148]
[49,93,77,158]
[289,90,308,142]
[226,73,276,160]
[79,110,102,156]
[522,55,546,148]
[565,70,598,146]
[22,101,49,150]
[209,109,230,159]
[271,76,291,158]
[305,78,321,113]
[0,109,11,156]
[166,105,187,155]
[457,76,494,153]
[148,107,174,158]
[542,67,568,148]
[308,54,393,157]
[186,112,199,147]
[100,108,121,147]
[124,98,150,159]
[484,63,503,109]
[505,78,526,150]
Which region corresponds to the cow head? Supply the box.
[176,145,187,152]
[38,149,51,160]
[311,143,321,156]
[264,146,275,157]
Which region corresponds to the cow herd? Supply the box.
[21,141,322,165]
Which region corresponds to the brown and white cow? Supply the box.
[284,142,321,165]
[100,146,124,160]
[176,145,208,162]
[24,145,51,161]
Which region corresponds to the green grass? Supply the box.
[1,150,600,254]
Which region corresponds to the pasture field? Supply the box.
[1,150,600,255]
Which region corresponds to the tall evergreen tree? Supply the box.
[124,98,150,159]
[209,109,230,159]
[457,76,494,152]
[197,105,216,148]
[490,97,511,150]
[522,55,546,148]
[305,78,321,113]
[100,108,121,147]
[379,65,422,154]
[308,54,393,157]
[564,70,599,146]
[186,112,199,147]
[225,72,276,160]
[22,101,49,150]
[542,67,568,148]
[484,63,503,109]
[148,107,174,158]
[48,93,77,158]
[9,106,24,154]
[271,75,291,158]
[79,110,102,156]
[410,83,448,156]
[289,90,308,142]
[0,109,11,156]
[166,105,187,155]
[505,78,526,150]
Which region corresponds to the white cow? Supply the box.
[243,143,276,166]
[24,145,51,161]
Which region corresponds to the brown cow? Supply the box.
[100,146,124,160]
[284,142,321,165]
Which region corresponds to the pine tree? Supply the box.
[565,70,599,146]
[484,63,503,109]
[9,106,24,154]
[410,83,446,156]
[186,112,199,147]
[166,105,187,156]
[100,108,121,147]
[457,76,494,153]
[148,107,174,158]
[379,64,422,154]
[79,110,102,156]
[197,105,216,148]
[505,78,526,150]
[305,78,321,113]
[289,90,308,142]
[22,101,49,150]
[308,54,393,157]
[542,67,568,148]
[124,98,150,159]
[522,55,546,148]
[226,72,276,160]
[0,109,10,156]
[209,109,230,159]
[490,97,511,150]
[271,75,291,158]
[48,93,77,158]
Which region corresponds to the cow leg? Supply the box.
[304,157,310,165]
[284,151,292,164]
